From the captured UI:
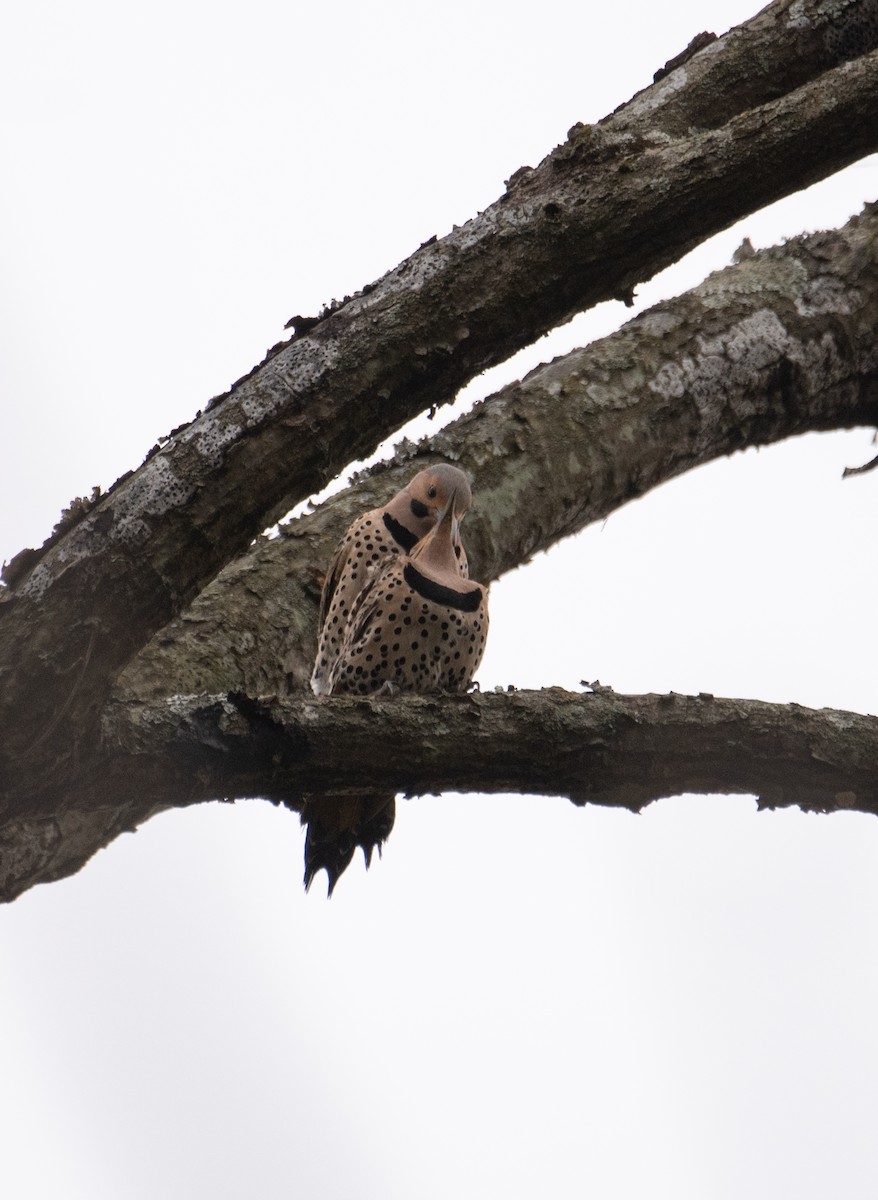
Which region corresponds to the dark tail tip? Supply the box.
[359,797,396,870]
[302,796,396,895]
[304,830,356,897]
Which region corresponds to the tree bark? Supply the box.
[2,688,876,902]
[2,12,877,761]
[612,0,878,138]
[1,202,876,900]
[114,203,878,704]
[2,2,878,901]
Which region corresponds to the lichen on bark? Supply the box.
[2,2,878,901]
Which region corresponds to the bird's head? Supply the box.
[404,464,472,528]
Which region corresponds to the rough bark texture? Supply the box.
[102,690,878,819]
[2,688,876,902]
[115,204,878,703]
[2,8,878,762]
[2,1,878,901]
[614,0,878,138]
[1,202,875,899]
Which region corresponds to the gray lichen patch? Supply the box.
[694,255,810,307]
[649,309,814,438]
[795,273,861,316]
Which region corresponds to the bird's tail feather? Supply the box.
[301,794,396,895]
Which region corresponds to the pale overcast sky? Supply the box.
[2,2,877,1197]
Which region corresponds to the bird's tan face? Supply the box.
[405,465,472,535]
[409,486,462,576]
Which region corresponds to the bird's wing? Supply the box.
[327,564,399,691]
[316,537,353,637]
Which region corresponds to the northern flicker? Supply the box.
[304,464,475,894]
[327,488,488,696]
[310,464,472,695]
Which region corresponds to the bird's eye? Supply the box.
[428,486,437,498]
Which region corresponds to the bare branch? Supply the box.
[2,37,878,760]
[2,687,876,902]
[4,3,878,899]
[843,445,878,476]
[114,203,878,704]
[5,196,876,890]
[613,0,878,138]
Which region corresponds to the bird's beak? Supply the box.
[438,488,460,543]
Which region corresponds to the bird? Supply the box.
[307,486,488,891]
[310,463,472,696]
[304,464,476,894]
[326,486,488,697]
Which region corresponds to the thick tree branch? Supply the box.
[114,204,878,705]
[2,688,876,902]
[613,0,878,138]
[3,3,878,899]
[3,199,876,894]
[2,29,878,760]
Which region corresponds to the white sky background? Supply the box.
[2,1,878,1196]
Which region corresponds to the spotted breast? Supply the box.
[310,463,471,696]
[327,486,488,696]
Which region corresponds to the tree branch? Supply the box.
[113,203,878,705]
[2,687,876,901]
[3,3,878,899]
[613,0,878,138]
[4,198,876,893]
[2,28,878,758]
